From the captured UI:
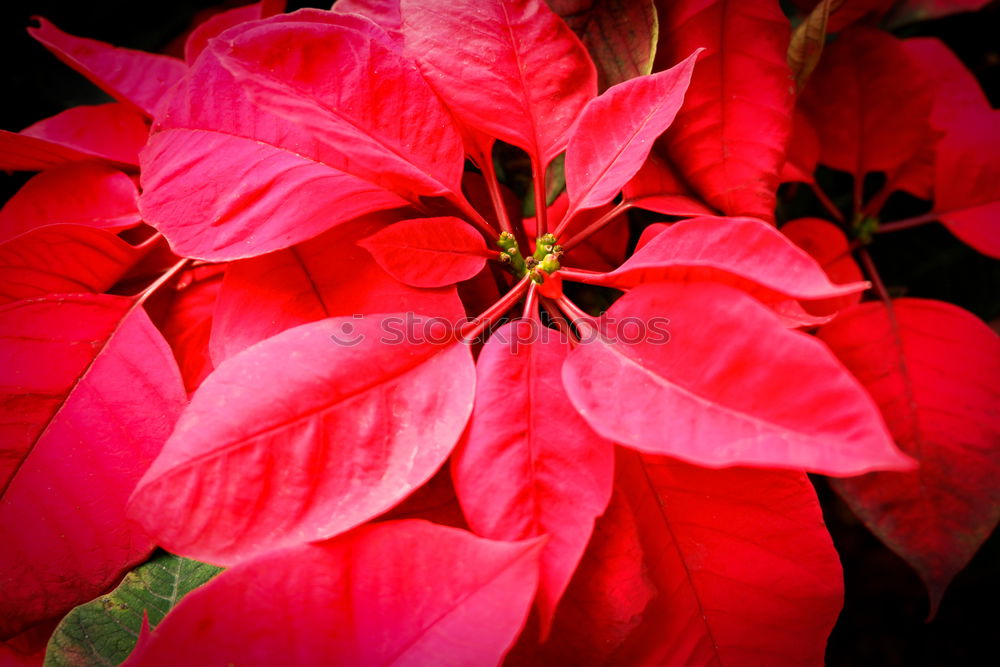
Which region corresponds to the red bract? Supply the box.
[819,299,1000,617]
[2,0,996,662]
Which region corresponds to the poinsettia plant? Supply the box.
[0,0,997,664]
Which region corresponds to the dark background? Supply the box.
[1,1,997,664]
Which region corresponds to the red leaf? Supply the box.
[28,18,186,119]
[781,108,821,184]
[610,449,843,665]
[656,0,795,221]
[159,265,226,393]
[932,109,1000,258]
[129,315,476,565]
[590,216,868,303]
[0,163,140,244]
[359,217,489,288]
[564,51,699,216]
[505,486,655,666]
[139,30,411,260]
[562,282,914,474]
[548,0,658,91]
[216,15,466,203]
[799,27,934,181]
[621,151,716,217]
[0,225,144,305]
[453,321,614,635]
[184,1,285,65]
[819,299,1000,616]
[332,0,403,31]
[0,295,186,637]
[0,104,148,171]
[401,0,597,166]
[123,521,542,666]
[781,217,863,316]
[209,215,464,363]
[904,38,991,131]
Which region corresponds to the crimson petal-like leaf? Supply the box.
[583,216,867,303]
[781,217,863,316]
[159,265,226,393]
[402,0,597,167]
[0,163,140,244]
[621,151,716,217]
[359,217,489,288]
[564,50,699,216]
[819,299,1000,616]
[452,321,614,635]
[932,109,1000,258]
[904,38,991,131]
[656,0,794,221]
[123,521,542,666]
[139,25,412,260]
[506,485,655,666]
[129,315,476,565]
[0,104,148,171]
[0,295,186,637]
[209,214,464,363]
[610,449,843,665]
[184,0,286,64]
[217,16,466,202]
[799,27,934,182]
[548,0,659,91]
[0,225,144,305]
[28,18,186,119]
[562,282,913,474]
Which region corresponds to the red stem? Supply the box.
[556,266,606,284]
[857,248,890,305]
[136,258,191,306]
[460,275,532,341]
[810,182,845,224]
[560,201,632,250]
[522,282,540,322]
[531,155,548,236]
[478,145,515,236]
[875,212,938,234]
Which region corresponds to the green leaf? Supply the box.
[43,552,222,666]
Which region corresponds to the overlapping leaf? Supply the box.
[609,449,843,665]
[799,27,934,183]
[0,295,186,637]
[0,225,143,304]
[402,0,597,167]
[562,282,913,474]
[0,104,148,171]
[122,521,542,666]
[140,14,422,260]
[129,315,476,565]
[45,552,221,666]
[359,217,489,288]
[216,16,466,202]
[28,18,186,119]
[0,163,140,243]
[819,299,1000,616]
[656,0,795,221]
[453,321,614,635]
[564,50,699,216]
[932,109,1000,258]
[582,216,867,303]
[209,215,464,362]
[781,217,863,316]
